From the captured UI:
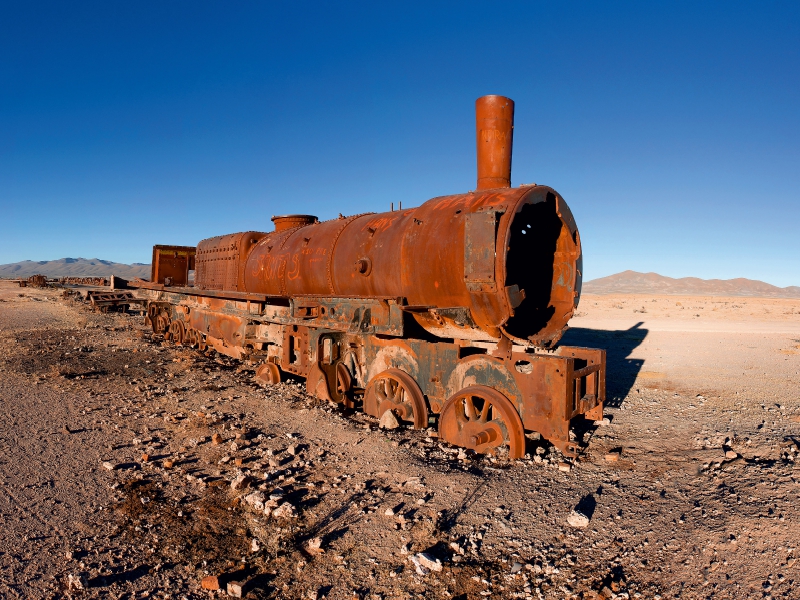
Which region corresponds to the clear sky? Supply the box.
[1,2,798,286]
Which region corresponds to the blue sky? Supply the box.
[1,2,798,286]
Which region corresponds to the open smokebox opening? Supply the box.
[503,193,566,340]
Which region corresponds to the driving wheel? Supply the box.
[438,385,525,459]
[255,362,282,385]
[363,368,428,429]
[168,320,186,345]
[154,311,171,335]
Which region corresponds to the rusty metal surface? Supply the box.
[85,290,142,313]
[363,368,428,429]
[271,215,319,232]
[475,95,514,190]
[130,95,606,460]
[235,184,580,347]
[60,277,109,286]
[151,245,196,286]
[18,275,49,287]
[439,385,526,459]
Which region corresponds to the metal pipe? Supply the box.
[475,95,515,190]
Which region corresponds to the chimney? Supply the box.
[271,214,318,232]
[475,95,515,190]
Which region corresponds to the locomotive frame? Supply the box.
[128,96,606,459]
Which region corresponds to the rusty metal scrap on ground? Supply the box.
[15,274,49,288]
[126,96,606,459]
[60,276,109,286]
[85,290,144,313]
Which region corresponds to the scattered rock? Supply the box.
[305,537,324,555]
[409,552,442,575]
[231,474,252,491]
[379,410,400,430]
[163,458,174,469]
[211,432,223,445]
[102,461,116,471]
[288,444,298,456]
[272,502,297,519]
[558,461,572,472]
[567,510,590,528]
[449,542,465,555]
[725,450,738,460]
[227,580,245,598]
[201,575,220,590]
[67,573,88,590]
[605,452,620,462]
[244,491,266,511]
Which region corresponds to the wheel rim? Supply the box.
[364,368,427,429]
[438,385,525,459]
[255,362,281,385]
[332,362,355,407]
[184,328,196,347]
[169,321,186,345]
[156,315,170,335]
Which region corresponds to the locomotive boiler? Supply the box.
[131,96,605,459]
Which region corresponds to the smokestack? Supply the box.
[271,214,318,232]
[475,95,515,190]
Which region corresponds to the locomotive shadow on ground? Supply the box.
[560,321,648,409]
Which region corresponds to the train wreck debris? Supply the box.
[85,290,144,313]
[15,274,49,288]
[126,96,606,459]
[59,276,109,286]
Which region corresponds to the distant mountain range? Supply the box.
[583,270,800,298]
[0,258,150,279]
[2,260,798,299]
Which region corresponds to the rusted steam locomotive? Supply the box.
[130,96,605,459]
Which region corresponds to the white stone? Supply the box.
[305,537,324,555]
[272,502,296,519]
[379,411,400,430]
[244,491,266,511]
[567,510,590,528]
[415,552,442,572]
[408,554,428,575]
[67,573,87,590]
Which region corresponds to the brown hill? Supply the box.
[583,270,800,298]
[0,258,150,279]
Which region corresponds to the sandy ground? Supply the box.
[0,282,798,600]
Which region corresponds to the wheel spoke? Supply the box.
[464,396,477,421]
[388,380,402,403]
[480,399,491,423]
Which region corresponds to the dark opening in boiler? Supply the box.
[503,193,563,339]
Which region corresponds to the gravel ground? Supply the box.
[0,281,798,600]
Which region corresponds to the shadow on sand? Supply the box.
[560,321,648,408]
